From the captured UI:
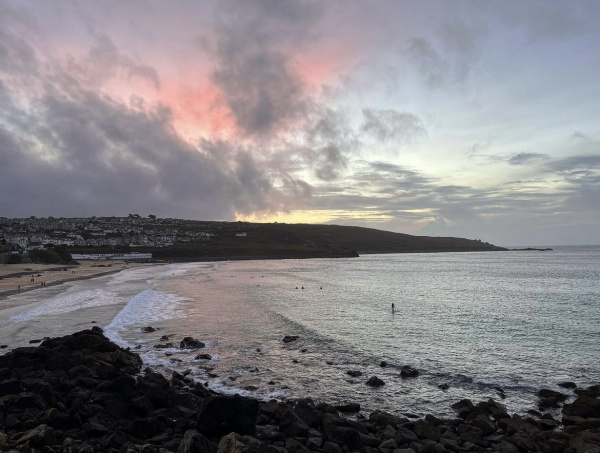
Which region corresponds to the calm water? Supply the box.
[2,247,599,418]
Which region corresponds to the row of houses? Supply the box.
[0,216,249,251]
[71,252,153,261]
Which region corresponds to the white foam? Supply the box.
[107,265,164,285]
[159,262,201,277]
[472,377,522,389]
[10,288,123,323]
[206,380,256,398]
[104,289,187,348]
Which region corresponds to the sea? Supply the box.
[1,246,599,419]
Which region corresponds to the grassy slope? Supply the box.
[68,222,507,261]
[249,223,506,253]
[146,223,506,260]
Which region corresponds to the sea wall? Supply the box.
[0,328,599,453]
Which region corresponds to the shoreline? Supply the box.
[0,328,598,452]
[0,245,513,300]
[0,261,155,302]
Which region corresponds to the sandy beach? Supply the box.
[0,260,152,300]
[0,260,161,351]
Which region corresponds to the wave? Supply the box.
[10,288,123,323]
[104,289,187,348]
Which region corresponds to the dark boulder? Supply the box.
[575,384,600,398]
[346,370,362,377]
[557,381,577,389]
[155,343,174,349]
[568,431,600,453]
[279,409,310,437]
[538,388,567,408]
[197,394,259,438]
[93,391,131,419]
[323,424,362,449]
[413,420,443,441]
[335,402,360,413]
[130,417,162,439]
[568,395,600,417]
[282,335,299,343]
[259,400,283,420]
[400,366,419,378]
[562,403,597,419]
[369,410,406,427]
[216,432,268,453]
[322,441,343,453]
[293,398,325,428]
[366,376,385,387]
[180,337,206,349]
[132,395,154,415]
[394,428,419,445]
[466,414,497,436]
[16,424,57,448]
[137,369,171,405]
[0,378,22,396]
[141,326,157,333]
[100,429,135,450]
[451,399,474,419]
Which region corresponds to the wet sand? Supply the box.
[0,260,160,351]
[0,261,150,300]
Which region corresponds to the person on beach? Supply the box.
[392,303,395,313]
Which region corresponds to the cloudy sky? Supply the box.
[1,1,599,246]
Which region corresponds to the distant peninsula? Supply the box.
[1,216,507,264]
[510,247,553,252]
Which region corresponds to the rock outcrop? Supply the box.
[1,329,599,453]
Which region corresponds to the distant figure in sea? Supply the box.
[392,303,395,313]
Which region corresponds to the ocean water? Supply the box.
[1,247,599,418]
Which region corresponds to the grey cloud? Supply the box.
[361,109,426,144]
[205,0,321,136]
[0,28,38,78]
[311,158,583,244]
[69,36,161,90]
[406,38,444,88]
[405,20,482,91]
[508,152,550,165]
[279,175,313,201]
[306,108,357,149]
[549,155,600,173]
[547,155,600,187]
[571,130,590,141]
[441,22,478,55]
[313,145,348,181]
[0,77,284,219]
[501,2,593,40]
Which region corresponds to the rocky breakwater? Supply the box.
[0,329,599,453]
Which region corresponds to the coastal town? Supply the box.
[0,215,249,253]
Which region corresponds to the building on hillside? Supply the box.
[71,252,152,261]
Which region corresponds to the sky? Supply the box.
[1,1,599,246]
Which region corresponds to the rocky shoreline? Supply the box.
[1,329,599,453]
